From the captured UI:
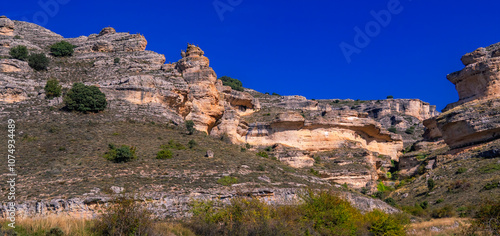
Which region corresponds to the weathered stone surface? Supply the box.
[445,42,500,110]
[0,59,31,73]
[0,16,14,36]
[426,98,500,148]
[424,42,500,148]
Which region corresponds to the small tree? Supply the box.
[9,45,28,61]
[156,149,173,159]
[188,139,197,149]
[104,144,137,163]
[50,40,75,57]
[64,83,107,112]
[386,95,394,99]
[92,198,154,235]
[219,76,244,91]
[185,120,195,135]
[28,53,49,71]
[44,79,62,99]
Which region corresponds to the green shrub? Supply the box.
[188,139,197,149]
[420,201,429,210]
[427,179,435,191]
[44,79,62,99]
[161,139,186,150]
[405,126,415,135]
[185,120,195,135]
[456,167,467,174]
[9,45,28,61]
[64,83,107,112]
[388,127,397,133]
[28,53,49,71]
[466,199,500,235]
[50,40,75,57]
[402,204,427,217]
[219,76,244,91]
[114,57,120,64]
[483,182,499,190]
[431,205,455,218]
[364,210,408,236]
[435,199,444,204]
[272,92,280,96]
[256,151,268,158]
[217,176,238,186]
[46,227,64,236]
[187,190,408,236]
[264,146,273,152]
[14,35,21,39]
[156,149,173,160]
[91,198,154,236]
[386,95,394,99]
[384,197,397,207]
[104,144,137,163]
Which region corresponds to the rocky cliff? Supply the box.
[424,42,500,148]
[0,17,437,218]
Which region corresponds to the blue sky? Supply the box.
[4,0,500,111]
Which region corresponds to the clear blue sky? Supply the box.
[4,0,500,111]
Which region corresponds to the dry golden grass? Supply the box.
[0,215,94,235]
[0,215,196,236]
[407,217,471,236]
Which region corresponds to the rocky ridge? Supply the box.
[0,17,438,218]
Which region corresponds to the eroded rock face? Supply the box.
[0,16,14,36]
[176,44,225,133]
[69,27,147,54]
[424,42,500,148]
[0,59,32,74]
[214,109,403,160]
[445,42,500,111]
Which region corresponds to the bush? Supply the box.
[9,45,28,61]
[161,139,186,150]
[427,179,435,191]
[431,205,455,218]
[104,144,137,163]
[256,151,268,158]
[91,198,154,236]
[44,79,62,99]
[114,57,120,64]
[466,199,500,235]
[188,139,197,149]
[405,126,415,134]
[50,40,75,57]
[156,149,173,159]
[219,76,244,91]
[185,120,195,135]
[187,190,408,236]
[387,95,394,99]
[28,53,49,71]
[384,197,397,207]
[217,176,238,186]
[46,227,64,236]
[64,83,107,112]
[388,127,397,133]
[456,167,467,174]
[364,210,408,236]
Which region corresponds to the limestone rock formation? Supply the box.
[424,42,500,148]
[0,16,14,36]
[0,59,31,73]
[446,42,500,111]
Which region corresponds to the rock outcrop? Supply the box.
[424,42,500,148]
[0,16,14,36]
[445,42,500,111]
